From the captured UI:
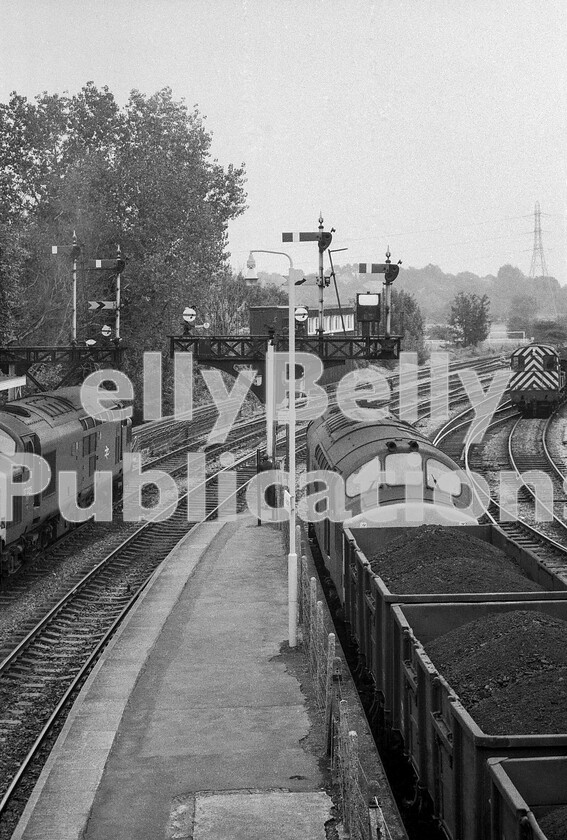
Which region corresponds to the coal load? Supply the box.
[538,804,567,840]
[369,525,541,593]
[426,610,567,735]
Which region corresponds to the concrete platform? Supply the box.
[12,515,333,840]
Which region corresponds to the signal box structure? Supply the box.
[249,305,357,338]
[249,306,289,337]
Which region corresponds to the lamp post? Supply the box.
[247,249,300,647]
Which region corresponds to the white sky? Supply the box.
[1,0,565,281]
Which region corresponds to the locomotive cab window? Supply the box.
[544,357,556,371]
[345,452,425,496]
[0,430,16,456]
[511,356,524,370]
[345,456,381,497]
[384,452,422,486]
[426,459,462,496]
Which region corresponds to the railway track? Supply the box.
[0,409,271,608]
[0,354,506,607]
[0,352,509,832]
[432,400,519,461]
[0,453,258,834]
[457,403,567,590]
[133,354,505,457]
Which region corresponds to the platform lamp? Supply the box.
[246,250,303,647]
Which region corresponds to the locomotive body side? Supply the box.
[0,387,130,575]
[306,407,476,595]
[509,344,565,416]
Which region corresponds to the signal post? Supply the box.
[169,221,402,649]
[0,239,126,392]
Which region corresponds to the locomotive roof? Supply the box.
[510,344,557,357]
[306,405,440,476]
[308,404,429,444]
[0,386,121,432]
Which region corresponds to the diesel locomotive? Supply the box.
[306,406,567,840]
[306,406,476,588]
[0,386,131,576]
[509,343,567,416]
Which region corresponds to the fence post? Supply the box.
[309,577,318,669]
[347,730,359,837]
[326,655,342,755]
[368,780,385,839]
[325,632,336,708]
[339,701,349,827]
[298,555,306,624]
[315,601,325,705]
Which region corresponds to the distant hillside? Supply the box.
[258,263,565,323]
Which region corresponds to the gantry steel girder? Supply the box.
[169,333,401,402]
[0,345,125,390]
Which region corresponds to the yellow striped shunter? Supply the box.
[509,343,567,416]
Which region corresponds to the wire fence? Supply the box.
[297,545,393,840]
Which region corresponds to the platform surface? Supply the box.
[13,515,332,840]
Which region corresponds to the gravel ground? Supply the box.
[413,401,471,440]
[479,405,567,541]
[0,518,142,650]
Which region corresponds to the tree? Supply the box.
[427,324,455,341]
[0,84,247,404]
[390,289,428,363]
[530,319,567,346]
[200,272,286,335]
[507,295,539,337]
[448,292,491,347]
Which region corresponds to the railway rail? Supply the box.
[0,452,258,833]
[0,352,508,833]
[452,402,567,590]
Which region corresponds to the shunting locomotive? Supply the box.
[509,343,567,416]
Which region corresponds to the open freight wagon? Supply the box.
[335,522,567,840]
[487,756,567,840]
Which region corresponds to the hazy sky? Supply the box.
[1,0,565,282]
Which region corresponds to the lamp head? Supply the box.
[245,253,258,285]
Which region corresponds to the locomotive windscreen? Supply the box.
[345,454,462,497]
[0,429,16,455]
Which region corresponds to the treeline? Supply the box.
[0,83,286,405]
[325,262,564,324]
